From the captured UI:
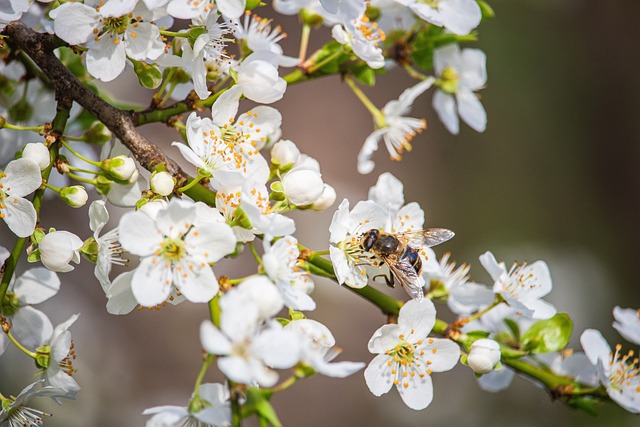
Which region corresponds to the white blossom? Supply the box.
[50,0,167,82]
[118,198,236,306]
[329,198,387,289]
[357,78,434,174]
[480,251,556,320]
[364,299,459,409]
[581,329,640,413]
[613,306,640,345]
[396,0,481,35]
[143,383,231,427]
[0,158,41,237]
[432,44,487,134]
[39,230,83,273]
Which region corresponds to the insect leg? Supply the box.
[372,273,395,288]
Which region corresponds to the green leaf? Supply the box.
[353,65,376,86]
[566,396,602,416]
[503,318,521,341]
[521,313,572,354]
[243,389,282,427]
[131,59,163,89]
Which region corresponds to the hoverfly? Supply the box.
[359,228,455,300]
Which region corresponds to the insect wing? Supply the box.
[397,228,455,248]
[386,256,425,301]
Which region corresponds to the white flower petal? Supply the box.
[2,158,42,197]
[200,320,233,355]
[364,354,394,396]
[456,89,486,132]
[396,371,434,410]
[86,36,127,82]
[131,257,172,307]
[2,196,36,237]
[433,90,459,135]
[106,271,138,315]
[15,268,60,304]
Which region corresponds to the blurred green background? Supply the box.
[2,0,640,425]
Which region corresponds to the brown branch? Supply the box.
[3,20,190,184]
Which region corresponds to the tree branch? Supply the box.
[3,21,190,184]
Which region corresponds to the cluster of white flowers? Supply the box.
[1,0,638,425]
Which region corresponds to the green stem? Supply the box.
[193,354,214,397]
[1,122,44,132]
[403,64,430,81]
[6,331,37,358]
[298,24,311,63]
[41,182,60,192]
[270,375,299,393]
[249,242,262,265]
[159,30,189,38]
[66,172,98,185]
[230,382,242,427]
[61,139,102,167]
[344,77,385,127]
[460,296,503,325]
[177,174,206,193]
[306,48,344,74]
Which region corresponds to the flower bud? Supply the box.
[467,338,501,374]
[150,171,175,196]
[271,139,300,168]
[59,185,89,208]
[84,122,112,145]
[311,184,336,211]
[22,143,50,170]
[39,230,83,272]
[282,169,324,206]
[101,155,137,183]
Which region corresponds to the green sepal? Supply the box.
[131,58,163,89]
[294,362,317,379]
[300,9,324,27]
[521,313,572,354]
[275,317,290,327]
[458,330,490,351]
[31,228,46,245]
[95,175,113,196]
[460,354,468,365]
[242,389,282,427]
[80,237,99,264]
[1,291,20,317]
[411,28,478,70]
[288,309,305,321]
[426,279,448,302]
[245,0,263,11]
[27,248,41,263]
[35,345,51,370]
[477,1,495,19]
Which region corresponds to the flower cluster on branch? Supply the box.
[0,1,638,426]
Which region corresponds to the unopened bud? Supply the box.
[311,184,336,211]
[467,338,501,374]
[22,143,50,170]
[59,185,89,208]
[84,122,112,145]
[150,171,175,196]
[101,155,137,183]
[271,139,300,168]
[282,169,324,206]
